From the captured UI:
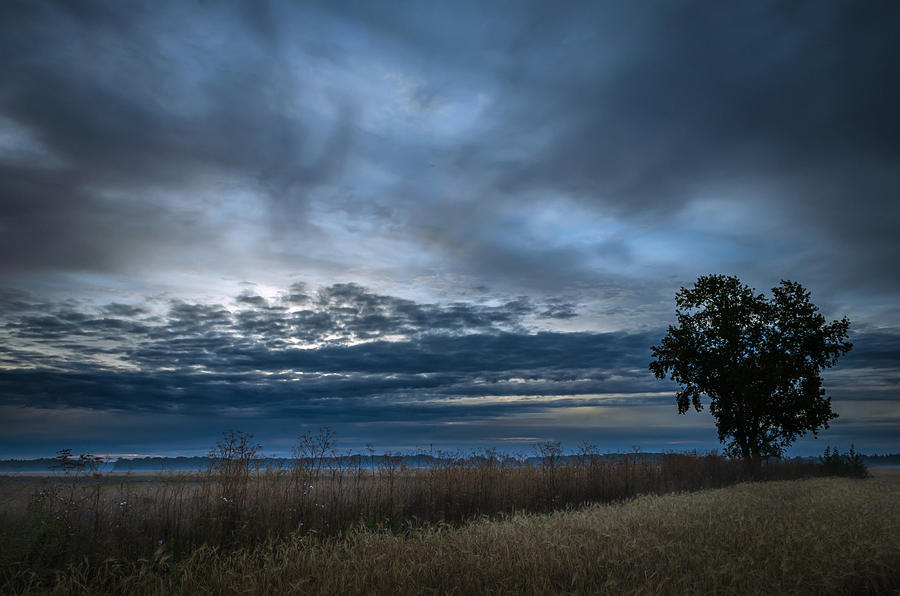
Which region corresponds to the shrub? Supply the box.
[821,445,868,478]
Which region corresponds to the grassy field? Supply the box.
[0,449,819,582]
[0,440,882,595]
[2,474,895,595]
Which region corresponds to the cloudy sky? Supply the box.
[1,0,898,458]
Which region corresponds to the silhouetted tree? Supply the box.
[649,275,852,465]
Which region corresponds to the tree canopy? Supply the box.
[649,274,852,463]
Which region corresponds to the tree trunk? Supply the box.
[739,446,763,477]
[751,450,762,477]
[738,434,751,466]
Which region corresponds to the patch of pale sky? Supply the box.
[0,117,60,167]
[506,196,625,252]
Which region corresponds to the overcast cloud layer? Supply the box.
[1,1,898,457]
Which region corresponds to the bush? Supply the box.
[821,445,868,478]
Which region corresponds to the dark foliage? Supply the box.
[650,274,852,463]
[821,445,868,478]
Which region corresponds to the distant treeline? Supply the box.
[0,453,659,473]
[863,453,900,466]
[1,451,897,474]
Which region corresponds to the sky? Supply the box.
[1,0,898,459]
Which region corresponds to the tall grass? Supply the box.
[8,476,899,595]
[0,433,825,592]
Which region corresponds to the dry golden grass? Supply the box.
[14,475,899,595]
[2,451,814,572]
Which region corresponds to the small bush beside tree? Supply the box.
[821,445,868,478]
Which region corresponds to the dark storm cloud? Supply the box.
[840,331,900,371]
[0,336,659,418]
[0,0,354,273]
[156,284,550,356]
[539,300,579,320]
[310,283,533,339]
[0,288,41,312]
[2,283,896,420]
[358,0,900,295]
[282,282,311,305]
[0,0,895,312]
[102,303,148,317]
[1,281,558,350]
[498,2,900,210]
[5,309,150,340]
[166,331,653,378]
[0,283,649,413]
[0,0,895,294]
[235,293,272,309]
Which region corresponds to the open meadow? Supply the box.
[2,450,896,594]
